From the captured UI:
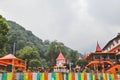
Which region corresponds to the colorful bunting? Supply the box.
[0,72,119,80]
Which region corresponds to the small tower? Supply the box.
[56,52,66,67]
[96,42,102,52]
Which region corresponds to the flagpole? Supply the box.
[13,42,15,55]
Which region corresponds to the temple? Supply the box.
[56,52,66,68]
[0,54,26,72]
[85,34,120,73]
[54,52,67,72]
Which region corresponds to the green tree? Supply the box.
[0,15,10,56]
[45,40,68,67]
[76,60,88,72]
[28,59,41,69]
[16,46,41,69]
[76,60,88,67]
[66,50,79,67]
[40,59,48,68]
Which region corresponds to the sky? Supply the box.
[0,0,120,53]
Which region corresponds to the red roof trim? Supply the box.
[103,34,120,50]
[56,52,65,60]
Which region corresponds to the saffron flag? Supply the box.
[44,72,48,80]
[28,72,32,80]
[59,73,62,80]
[72,73,75,80]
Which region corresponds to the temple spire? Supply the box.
[96,42,102,52]
[56,52,65,60]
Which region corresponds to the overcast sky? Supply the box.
[0,0,120,53]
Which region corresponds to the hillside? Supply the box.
[6,21,48,58]
[4,20,84,68]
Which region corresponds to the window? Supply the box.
[115,68,118,71]
[113,43,115,46]
[118,49,120,52]
[117,40,119,44]
[95,55,100,59]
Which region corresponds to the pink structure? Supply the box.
[56,52,66,67]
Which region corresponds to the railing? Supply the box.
[0,72,120,80]
[54,69,69,72]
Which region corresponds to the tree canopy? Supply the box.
[0,15,10,56]
[6,21,48,57]
[16,46,41,69]
[66,50,79,67]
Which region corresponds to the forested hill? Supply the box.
[6,21,48,58]
[5,20,84,68]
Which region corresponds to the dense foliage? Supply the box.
[66,50,79,67]
[76,60,88,67]
[0,15,10,56]
[16,46,41,69]
[6,21,47,58]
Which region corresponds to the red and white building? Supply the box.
[85,34,120,73]
[103,34,120,52]
[56,52,66,67]
[54,52,67,72]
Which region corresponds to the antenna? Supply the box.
[13,42,16,55]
